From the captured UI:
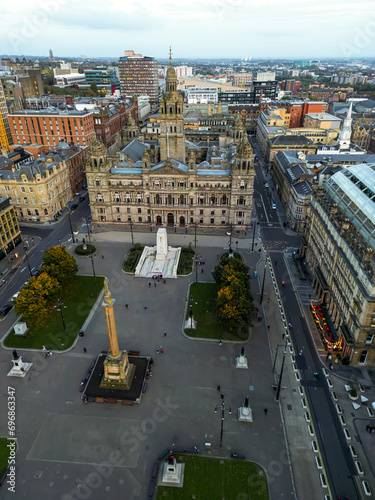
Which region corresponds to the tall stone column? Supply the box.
[103,280,120,358]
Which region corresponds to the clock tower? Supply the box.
[159,48,185,163]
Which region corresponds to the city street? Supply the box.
[250,136,361,499]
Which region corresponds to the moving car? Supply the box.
[0,279,6,288]
[11,292,20,301]
[264,182,269,188]
[0,304,12,317]
[271,202,277,210]
[79,196,86,202]
[71,204,79,211]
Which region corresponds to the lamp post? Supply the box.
[272,343,286,374]
[129,220,134,246]
[85,216,92,243]
[89,253,97,284]
[214,393,232,447]
[23,245,32,278]
[67,207,75,243]
[275,341,288,401]
[195,254,198,285]
[251,220,256,252]
[194,222,197,250]
[227,224,233,255]
[55,300,67,337]
[260,259,267,304]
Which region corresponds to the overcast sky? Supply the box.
[2,0,374,60]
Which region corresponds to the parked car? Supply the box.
[11,292,20,301]
[71,204,79,211]
[0,279,6,288]
[0,304,13,317]
[271,202,277,210]
[264,182,269,188]
[79,196,86,202]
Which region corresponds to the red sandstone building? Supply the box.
[93,99,138,149]
[8,109,95,153]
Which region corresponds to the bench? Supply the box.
[121,399,134,405]
[129,350,140,356]
[106,398,117,404]
[95,397,105,403]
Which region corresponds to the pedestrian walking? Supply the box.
[125,303,129,309]
[219,341,222,346]
[83,347,87,353]
[160,347,164,353]
[288,322,292,329]
[144,306,147,311]
[154,283,157,287]
[149,282,151,287]
[267,324,270,330]
[264,408,268,415]
[201,268,204,273]
[164,331,167,337]
[102,255,104,259]
[42,345,46,351]
[217,385,221,392]
[282,333,285,339]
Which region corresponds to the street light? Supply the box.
[227,224,233,255]
[67,207,75,243]
[129,220,134,246]
[23,245,32,278]
[275,341,288,401]
[272,342,286,374]
[251,220,256,252]
[260,259,267,304]
[85,216,92,243]
[89,253,97,284]
[214,393,232,447]
[55,300,67,337]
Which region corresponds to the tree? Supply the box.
[213,257,254,331]
[14,273,61,328]
[42,245,78,288]
[90,82,98,96]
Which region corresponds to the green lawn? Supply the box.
[4,275,104,351]
[0,437,16,477]
[156,455,269,500]
[185,282,249,341]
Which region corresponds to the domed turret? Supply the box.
[87,136,106,156]
[236,134,252,157]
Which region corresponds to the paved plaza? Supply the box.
[0,230,335,499]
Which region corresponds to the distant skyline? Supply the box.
[1,0,374,60]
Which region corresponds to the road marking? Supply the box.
[21,267,26,273]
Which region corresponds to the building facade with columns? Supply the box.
[302,164,375,366]
[86,56,255,230]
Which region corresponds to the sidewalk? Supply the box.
[284,250,375,387]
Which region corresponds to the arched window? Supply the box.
[167,194,173,205]
[238,195,244,205]
[114,192,120,202]
[155,194,160,205]
[179,195,185,205]
[137,193,142,203]
[97,193,103,202]
[125,192,131,202]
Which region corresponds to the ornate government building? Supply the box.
[86,55,255,230]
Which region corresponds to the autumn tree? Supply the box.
[14,272,61,328]
[213,256,254,331]
[42,245,78,288]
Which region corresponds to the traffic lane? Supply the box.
[19,225,54,240]
[306,384,358,499]
[282,296,359,497]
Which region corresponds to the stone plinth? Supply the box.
[184,317,197,329]
[160,456,185,487]
[7,356,33,378]
[235,354,248,369]
[135,228,181,279]
[238,405,253,422]
[100,350,135,389]
[14,322,28,336]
